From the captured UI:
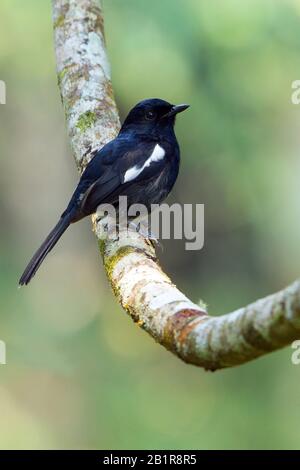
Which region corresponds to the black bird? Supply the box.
[19,98,189,285]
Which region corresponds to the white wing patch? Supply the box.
[123,144,165,183]
[147,143,165,163]
[123,165,141,183]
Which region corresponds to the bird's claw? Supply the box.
[129,222,163,250]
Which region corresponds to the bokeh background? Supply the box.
[0,0,300,450]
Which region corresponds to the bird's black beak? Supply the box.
[161,104,190,119]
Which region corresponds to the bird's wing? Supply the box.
[75,136,167,216]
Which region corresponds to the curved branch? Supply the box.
[52,0,300,370]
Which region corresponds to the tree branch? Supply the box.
[52,0,300,370]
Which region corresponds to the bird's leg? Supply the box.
[128,220,163,250]
[94,212,119,241]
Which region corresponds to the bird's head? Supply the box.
[120,98,189,135]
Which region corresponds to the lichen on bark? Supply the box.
[52,0,120,171]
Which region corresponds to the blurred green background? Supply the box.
[0,0,300,450]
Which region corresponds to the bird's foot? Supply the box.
[129,222,163,250]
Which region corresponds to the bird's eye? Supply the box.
[145,110,156,120]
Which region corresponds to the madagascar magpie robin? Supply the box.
[19,98,189,285]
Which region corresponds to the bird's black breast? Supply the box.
[123,137,180,208]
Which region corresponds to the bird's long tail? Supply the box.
[19,213,73,286]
